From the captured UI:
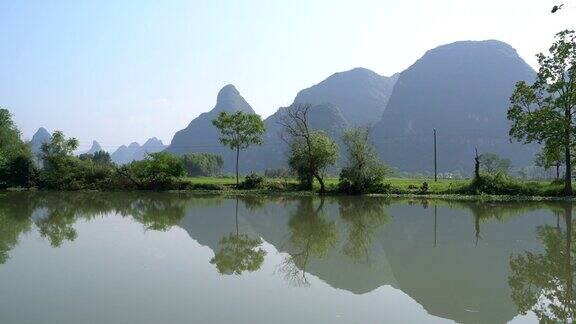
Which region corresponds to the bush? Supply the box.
[123,152,185,189]
[458,173,538,196]
[39,156,114,190]
[239,172,265,189]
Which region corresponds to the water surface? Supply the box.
[1,192,574,323]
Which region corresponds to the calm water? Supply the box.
[0,192,574,324]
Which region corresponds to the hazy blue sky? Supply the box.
[1,0,575,151]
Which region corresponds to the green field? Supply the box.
[183,176,568,196]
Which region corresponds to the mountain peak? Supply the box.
[85,141,104,154]
[293,67,397,125]
[143,137,164,147]
[213,84,254,114]
[128,142,140,149]
[33,127,50,138]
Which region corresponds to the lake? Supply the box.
[0,192,573,323]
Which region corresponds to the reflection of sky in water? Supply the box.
[0,193,571,323]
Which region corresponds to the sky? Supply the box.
[1,0,575,151]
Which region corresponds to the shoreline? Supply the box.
[4,188,576,202]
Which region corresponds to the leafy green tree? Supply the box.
[180,153,223,176]
[212,111,265,186]
[0,108,36,188]
[210,199,266,275]
[508,30,576,195]
[41,131,79,162]
[478,152,512,175]
[339,127,388,194]
[535,143,564,179]
[280,104,338,192]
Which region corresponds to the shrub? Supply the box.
[122,152,185,189]
[239,172,265,189]
[458,173,538,196]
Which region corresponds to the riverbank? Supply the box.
[6,176,574,202]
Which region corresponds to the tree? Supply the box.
[0,108,36,188]
[280,104,338,192]
[508,30,576,195]
[339,127,388,194]
[478,152,512,175]
[212,111,265,186]
[535,143,564,179]
[41,131,79,167]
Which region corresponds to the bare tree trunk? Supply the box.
[236,147,240,187]
[314,172,325,193]
[474,148,480,179]
[557,164,561,180]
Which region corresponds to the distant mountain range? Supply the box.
[111,137,167,165]
[29,39,541,173]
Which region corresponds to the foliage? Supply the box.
[535,143,564,179]
[38,131,114,190]
[507,30,576,194]
[180,153,223,176]
[123,152,185,189]
[0,108,36,188]
[264,168,293,178]
[212,111,265,186]
[239,172,265,189]
[459,173,540,196]
[79,151,113,166]
[338,127,388,194]
[478,152,512,175]
[288,131,338,191]
[280,104,338,192]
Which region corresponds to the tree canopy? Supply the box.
[508,30,576,194]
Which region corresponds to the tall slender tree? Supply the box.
[212,111,265,186]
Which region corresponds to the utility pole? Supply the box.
[434,128,437,182]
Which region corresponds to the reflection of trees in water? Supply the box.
[210,198,266,275]
[509,204,576,322]
[0,192,190,260]
[0,193,34,264]
[339,197,389,263]
[279,197,337,287]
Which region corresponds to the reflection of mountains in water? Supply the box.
[177,197,555,324]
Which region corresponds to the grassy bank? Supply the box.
[181,175,569,197]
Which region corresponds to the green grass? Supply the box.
[181,175,571,197]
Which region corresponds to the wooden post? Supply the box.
[434,129,437,182]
